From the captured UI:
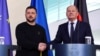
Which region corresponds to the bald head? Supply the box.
[66,5,79,22]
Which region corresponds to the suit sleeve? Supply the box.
[86,23,94,44]
[15,25,38,50]
[51,25,62,44]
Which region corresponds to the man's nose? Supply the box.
[69,12,73,14]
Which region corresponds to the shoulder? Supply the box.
[16,22,27,29]
[79,21,90,26]
[36,24,45,31]
[59,22,68,28]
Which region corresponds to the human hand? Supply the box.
[38,42,47,52]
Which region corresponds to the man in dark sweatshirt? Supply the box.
[15,6,48,56]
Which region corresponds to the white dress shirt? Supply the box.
[68,19,78,36]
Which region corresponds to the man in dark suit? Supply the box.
[51,5,94,44]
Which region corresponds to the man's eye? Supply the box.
[32,12,35,14]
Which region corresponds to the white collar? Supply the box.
[68,19,78,24]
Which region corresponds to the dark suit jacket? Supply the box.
[52,21,94,44]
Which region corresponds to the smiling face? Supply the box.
[66,5,78,21]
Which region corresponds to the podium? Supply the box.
[0,44,100,56]
[53,44,96,56]
[0,45,17,56]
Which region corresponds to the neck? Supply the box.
[27,21,36,26]
[69,18,77,22]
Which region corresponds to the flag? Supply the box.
[74,0,89,23]
[31,0,53,56]
[74,0,94,44]
[0,0,12,45]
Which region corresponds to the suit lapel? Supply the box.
[74,21,80,32]
[65,22,70,38]
[65,21,80,38]
[72,21,80,38]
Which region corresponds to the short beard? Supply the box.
[26,19,35,23]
